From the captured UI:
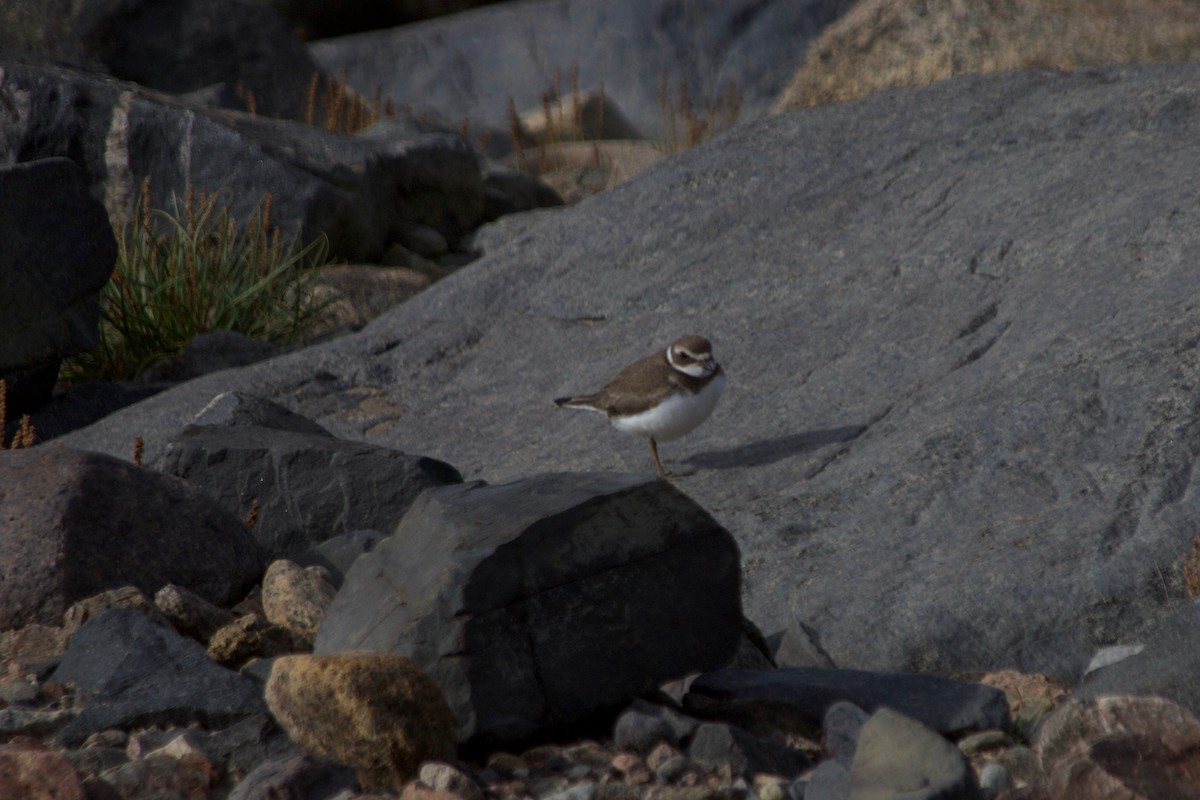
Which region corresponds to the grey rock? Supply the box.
[190,390,332,436]
[143,331,281,383]
[803,760,851,800]
[977,762,1010,797]
[686,667,1009,736]
[614,706,680,754]
[464,207,565,257]
[1073,599,1200,716]
[155,424,462,558]
[315,473,742,746]
[203,713,305,785]
[0,0,327,120]
[154,583,238,643]
[56,62,1200,679]
[270,0,501,40]
[66,746,129,782]
[228,754,356,800]
[51,608,267,747]
[824,702,869,766]
[687,722,810,779]
[0,707,74,738]
[847,708,981,800]
[0,447,262,630]
[292,529,384,589]
[0,157,115,412]
[0,61,486,263]
[15,380,167,445]
[768,622,837,669]
[308,0,841,144]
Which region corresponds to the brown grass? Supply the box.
[1185,535,1200,599]
[658,72,743,153]
[777,0,1200,110]
[0,380,37,450]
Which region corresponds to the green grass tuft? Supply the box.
[64,178,331,384]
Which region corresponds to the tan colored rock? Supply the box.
[261,560,338,646]
[154,583,236,642]
[419,761,484,800]
[0,744,85,800]
[775,0,1200,112]
[527,141,667,204]
[0,624,68,672]
[518,89,642,144]
[265,652,457,792]
[207,613,299,667]
[1038,694,1200,799]
[63,586,168,634]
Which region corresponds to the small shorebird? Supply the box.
[554,335,725,477]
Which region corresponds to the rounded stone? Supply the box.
[265,652,457,792]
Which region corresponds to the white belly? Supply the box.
[610,372,725,442]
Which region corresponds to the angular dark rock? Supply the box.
[141,331,280,384]
[613,706,682,755]
[687,722,810,779]
[51,608,267,747]
[0,157,116,413]
[315,473,743,746]
[155,424,462,558]
[0,0,327,120]
[0,61,488,263]
[847,708,981,800]
[0,447,262,631]
[189,391,331,436]
[292,529,384,589]
[685,667,1010,736]
[228,754,356,800]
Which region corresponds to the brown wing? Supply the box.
[594,351,678,416]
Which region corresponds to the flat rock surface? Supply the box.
[61,61,1200,678]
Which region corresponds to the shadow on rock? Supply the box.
[684,425,869,470]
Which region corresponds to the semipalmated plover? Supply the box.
[554,335,725,477]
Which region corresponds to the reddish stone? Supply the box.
[0,744,86,800]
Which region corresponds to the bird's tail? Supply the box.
[554,394,602,410]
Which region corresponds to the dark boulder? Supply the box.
[0,447,262,631]
[315,472,743,747]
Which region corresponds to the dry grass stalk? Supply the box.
[1186,535,1200,599]
[132,435,145,467]
[244,498,261,529]
[507,97,527,171]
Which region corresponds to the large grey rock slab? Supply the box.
[155,424,462,558]
[685,667,1010,736]
[51,608,267,747]
[309,0,842,144]
[1073,599,1200,716]
[59,62,1200,678]
[315,472,742,746]
[0,60,485,261]
[0,157,116,412]
[0,447,262,631]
